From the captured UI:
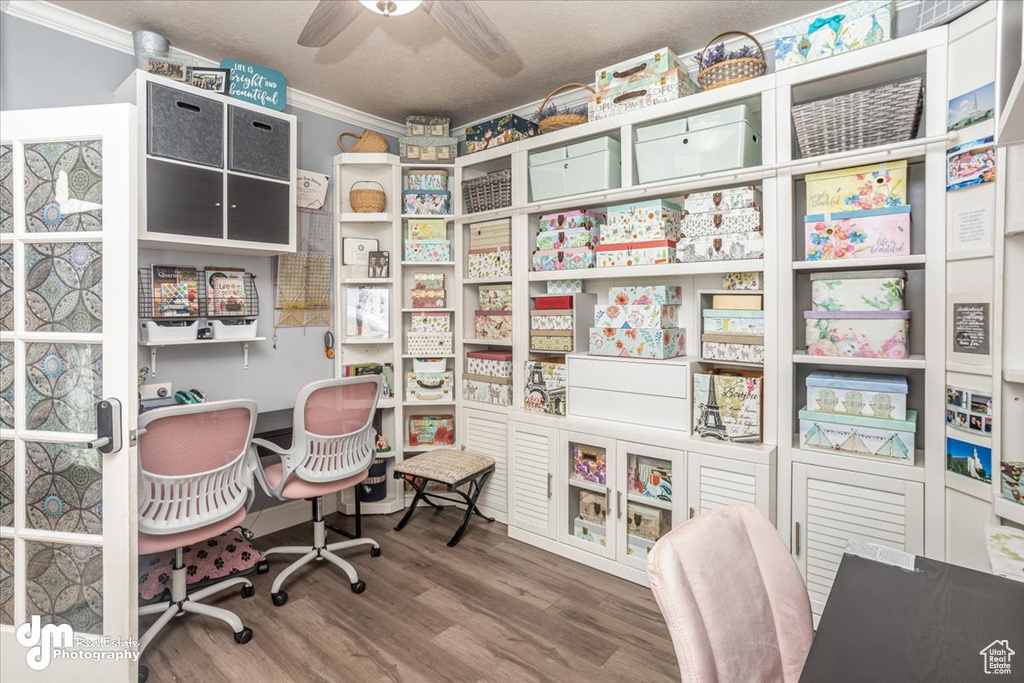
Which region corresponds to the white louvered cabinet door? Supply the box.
[464,408,509,521]
[686,453,773,521]
[509,422,557,539]
[792,464,924,618]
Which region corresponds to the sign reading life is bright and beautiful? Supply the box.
[219,58,286,111]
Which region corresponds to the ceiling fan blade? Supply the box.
[423,0,511,60]
[298,0,363,47]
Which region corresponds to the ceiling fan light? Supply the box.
[359,0,422,17]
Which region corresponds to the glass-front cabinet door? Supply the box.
[615,441,683,570]
[559,431,617,560]
[1,105,138,682]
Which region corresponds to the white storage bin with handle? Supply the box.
[413,358,448,373]
[141,319,199,342]
[529,136,621,201]
[209,319,259,340]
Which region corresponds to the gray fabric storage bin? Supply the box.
[147,82,224,168]
[228,106,290,180]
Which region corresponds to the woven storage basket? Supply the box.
[537,83,595,134]
[792,77,924,158]
[462,169,512,214]
[349,180,386,213]
[338,129,389,154]
[697,31,767,91]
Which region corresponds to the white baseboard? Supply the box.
[243,496,339,539]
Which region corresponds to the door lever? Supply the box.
[83,398,122,454]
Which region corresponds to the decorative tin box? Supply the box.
[701,334,765,364]
[607,285,682,306]
[805,160,908,214]
[535,295,573,310]
[799,407,916,464]
[404,170,449,192]
[626,503,671,542]
[693,371,763,443]
[408,415,455,447]
[676,231,765,262]
[588,69,699,123]
[703,309,765,335]
[684,186,762,214]
[681,207,762,238]
[596,240,677,268]
[466,350,513,378]
[811,270,906,311]
[468,246,512,279]
[462,373,512,406]
[573,445,607,484]
[406,331,453,355]
[474,310,512,340]
[411,289,446,309]
[589,327,686,360]
[414,272,445,288]
[402,189,451,215]
[722,272,762,290]
[406,218,447,240]
[405,239,451,263]
[400,136,457,164]
[806,370,909,420]
[530,310,574,331]
[532,248,595,271]
[410,313,451,333]
[530,331,574,352]
[538,209,605,233]
[594,304,679,329]
[604,199,682,245]
[775,1,895,71]
[547,279,584,294]
[574,517,606,546]
[405,370,454,402]
[469,219,512,249]
[529,137,621,202]
[805,310,910,359]
[478,284,512,311]
[627,534,657,560]
[405,115,450,138]
[712,294,761,310]
[465,113,538,154]
[537,226,599,251]
[525,358,567,416]
[804,206,911,262]
[595,47,681,91]
[579,490,608,524]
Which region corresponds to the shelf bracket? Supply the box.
[149,348,158,376]
[242,341,250,370]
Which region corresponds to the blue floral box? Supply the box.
[465,113,539,154]
[774,1,895,71]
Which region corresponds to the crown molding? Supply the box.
[1,0,407,137]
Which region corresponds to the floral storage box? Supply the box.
[410,313,451,333]
[806,370,908,420]
[405,370,454,402]
[466,350,513,377]
[532,248,595,272]
[404,170,449,192]
[468,246,512,279]
[701,333,766,364]
[402,189,452,215]
[805,206,911,261]
[538,209,605,233]
[405,239,451,263]
[408,415,455,447]
[469,219,512,250]
[412,289,446,309]
[800,407,916,464]
[546,279,584,294]
[806,160,908,214]
[677,231,765,262]
[465,113,538,154]
[805,310,910,358]
[722,272,762,290]
[530,310,573,331]
[680,207,762,238]
[684,186,762,214]
[595,47,680,91]
[406,218,447,240]
[531,331,574,352]
[594,304,679,329]
[537,226,600,251]
[811,270,906,311]
[693,372,763,443]
[774,0,895,71]
[588,69,699,122]
[596,240,677,268]
[406,331,454,355]
[703,309,765,335]
[478,284,512,311]
[603,199,683,245]
[589,327,686,360]
[525,358,567,416]
[573,445,607,484]
[474,310,512,340]
[607,285,682,306]
[463,373,512,406]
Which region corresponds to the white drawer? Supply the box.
[568,355,688,399]
[569,386,690,432]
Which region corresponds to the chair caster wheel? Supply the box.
[370,546,381,557]
[241,585,255,598]
[271,590,288,606]
[234,627,253,644]
[256,559,269,574]
[351,580,366,594]
[139,665,149,683]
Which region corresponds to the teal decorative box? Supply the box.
[774,1,896,71]
[606,285,682,306]
[588,327,686,359]
[800,406,916,464]
[465,113,538,154]
[404,240,451,262]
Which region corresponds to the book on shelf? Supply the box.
[152,265,199,317]
[343,362,395,400]
[206,267,247,316]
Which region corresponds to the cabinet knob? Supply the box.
[215,202,221,207]
[230,204,237,209]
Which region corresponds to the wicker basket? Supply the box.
[338,129,389,154]
[537,83,595,134]
[349,180,386,213]
[462,170,512,214]
[697,31,767,91]
[792,77,924,158]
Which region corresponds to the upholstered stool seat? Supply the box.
[393,448,496,547]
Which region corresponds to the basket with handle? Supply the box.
[536,82,595,134]
[349,180,386,213]
[697,30,767,91]
[338,129,389,154]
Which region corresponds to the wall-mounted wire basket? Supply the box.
[138,267,260,319]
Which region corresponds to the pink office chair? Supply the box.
[647,505,814,683]
[136,400,260,670]
[253,377,381,606]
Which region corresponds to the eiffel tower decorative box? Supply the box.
[693,370,763,443]
[524,357,567,416]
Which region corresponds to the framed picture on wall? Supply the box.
[189,67,231,94]
[345,286,389,339]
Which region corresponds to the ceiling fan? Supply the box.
[298,0,511,60]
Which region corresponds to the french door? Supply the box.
[0,104,138,682]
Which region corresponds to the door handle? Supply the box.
[689,506,695,519]
[616,491,622,519]
[547,473,552,498]
[81,399,122,454]
[794,522,801,557]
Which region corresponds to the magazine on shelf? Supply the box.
[152,265,199,317]
[206,267,247,316]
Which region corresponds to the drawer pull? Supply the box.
[546,473,552,498]
[794,522,801,557]
[176,101,202,113]
[616,491,622,519]
[252,120,273,131]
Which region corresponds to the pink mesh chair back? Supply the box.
[647,505,813,683]
[138,400,258,536]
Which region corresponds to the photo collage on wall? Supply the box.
[945,384,993,435]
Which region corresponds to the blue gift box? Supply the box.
[465,113,539,154]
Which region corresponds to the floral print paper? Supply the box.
[594,304,679,329]
[588,327,686,359]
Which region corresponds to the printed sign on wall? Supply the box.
[219,58,287,111]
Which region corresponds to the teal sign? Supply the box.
[219,58,286,111]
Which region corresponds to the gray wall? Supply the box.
[1,13,397,412]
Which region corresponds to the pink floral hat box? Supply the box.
[804,206,910,262]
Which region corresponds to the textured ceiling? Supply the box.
[52,0,833,125]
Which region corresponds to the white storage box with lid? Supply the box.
[140,319,199,342]
[567,354,690,432]
[805,371,909,420]
[634,104,762,184]
[529,137,621,202]
[209,319,258,340]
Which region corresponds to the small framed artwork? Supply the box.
[946,136,995,191]
[368,251,390,279]
[345,286,389,339]
[947,292,992,370]
[147,56,188,82]
[189,67,231,94]
[946,434,992,483]
[945,384,996,436]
